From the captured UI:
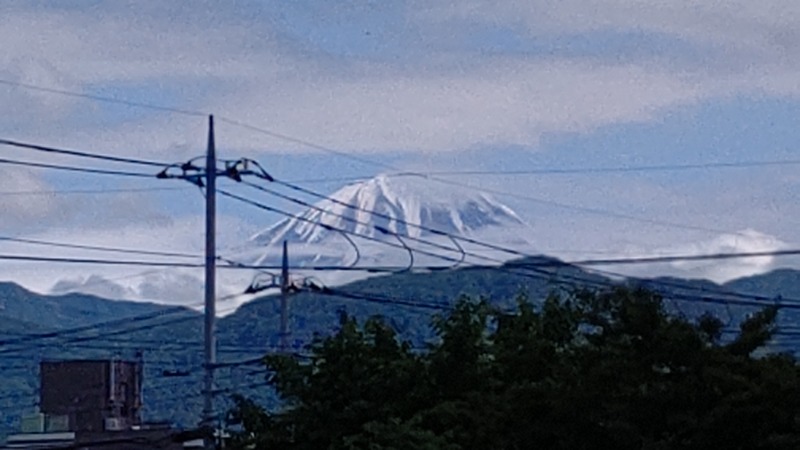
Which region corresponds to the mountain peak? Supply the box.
[250,174,525,247]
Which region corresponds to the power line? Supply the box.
[2,246,799,275]
[0,254,204,268]
[0,250,400,272]
[0,79,792,324]
[0,138,168,167]
[282,158,800,184]
[0,78,208,117]
[1,78,396,175]
[380,160,800,177]
[0,305,191,349]
[243,181,672,296]
[0,186,190,196]
[216,117,400,172]
[319,287,454,311]
[0,235,201,259]
[420,176,743,236]
[283,175,372,185]
[543,249,800,268]
[0,300,251,358]
[0,157,156,178]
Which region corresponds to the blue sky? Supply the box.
[0,0,799,303]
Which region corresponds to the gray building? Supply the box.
[2,359,203,449]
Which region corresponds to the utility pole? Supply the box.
[157,115,275,448]
[203,115,217,445]
[280,240,290,352]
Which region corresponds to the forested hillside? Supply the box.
[0,257,798,437]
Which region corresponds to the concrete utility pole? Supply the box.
[280,240,290,352]
[202,115,217,443]
[157,115,275,448]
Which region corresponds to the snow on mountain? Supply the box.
[252,174,525,246]
[244,174,533,269]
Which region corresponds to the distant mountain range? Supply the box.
[47,174,787,307]
[1,174,798,438]
[1,256,799,438]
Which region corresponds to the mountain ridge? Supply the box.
[0,258,799,437]
[251,174,525,247]
[0,281,179,330]
[243,174,533,272]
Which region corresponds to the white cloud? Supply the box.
[215,59,705,153]
[0,167,68,229]
[417,0,800,58]
[585,229,788,283]
[666,229,786,282]
[417,1,800,94]
[2,0,793,157]
[51,274,139,300]
[0,212,258,302]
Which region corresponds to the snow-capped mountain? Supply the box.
[253,174,524,245]
[245,174,533,268]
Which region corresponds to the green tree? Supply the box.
[227,288,800,449]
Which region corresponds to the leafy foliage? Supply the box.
[228,288,800,449]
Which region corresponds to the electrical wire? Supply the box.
[284,157,800,183]
[0,157,156,177]
[0,138,169,167]
[519,250,800,268]
[410,160,800,175]
[0,235,201,259]
[0,253,204,268]
[318,287,454,311]
[403,175,744,236]
[0,305,193,349]
[216,117,400,172]
[0,78,208,118]
[0,77,797,362]
[0,186,190,196]
[238,182,604,296]
[0,298,255,357]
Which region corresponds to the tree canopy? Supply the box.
[227,287,800,449]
